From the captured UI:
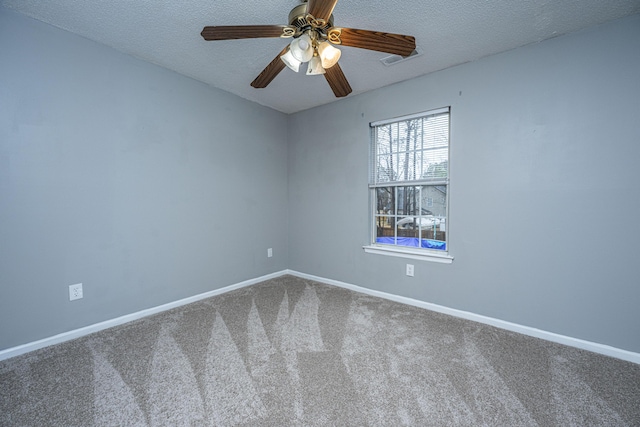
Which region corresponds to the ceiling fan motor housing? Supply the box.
[288,3,334,37]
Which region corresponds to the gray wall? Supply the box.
[2,7,639,356]
[0,8,289,351]
[288,15,640,353]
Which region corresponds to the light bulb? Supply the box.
[306,56,326,75]
[318,41,341,69]
[281,50,301,72]
[290,34,314,62]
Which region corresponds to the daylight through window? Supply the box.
[369,107,450,256]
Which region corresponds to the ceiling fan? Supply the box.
[201,0,416,98]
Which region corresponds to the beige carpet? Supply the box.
[1,275,639,426]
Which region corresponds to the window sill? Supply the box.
[363,244,454,264]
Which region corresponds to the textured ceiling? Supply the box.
[2,0,640,113]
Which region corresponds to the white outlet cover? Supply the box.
[267,248,273,258]
[406,264,415,277]
[69,283,83,301]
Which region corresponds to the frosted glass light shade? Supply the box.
[306,56,326,75]
[318,42,341,69]
[290,34,314,62]
[281,50,301,72]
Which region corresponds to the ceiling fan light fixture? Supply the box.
[318,41,341,69]
[306,56,326,75]
[281,49,302,72]
[201,0,415,98]
[289,33,314,62]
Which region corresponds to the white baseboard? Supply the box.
[0,270,289,362]
[287,270,640,365]
[3,269,638,365]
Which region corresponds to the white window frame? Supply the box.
[363,107,453,264]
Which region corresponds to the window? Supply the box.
[364,107,452,263]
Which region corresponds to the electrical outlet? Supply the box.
[267,248,273,258]
[406,264,414,277]
[69,283,83,301]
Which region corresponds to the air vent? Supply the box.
[380,47,422,66]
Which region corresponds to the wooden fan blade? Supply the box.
[201,25,289,40]
[332,27,416,56]
[324,63,352,97]
[306,0,340,22]
[251,47,289,89]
